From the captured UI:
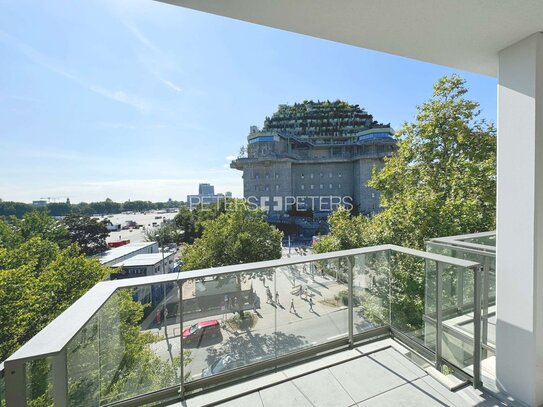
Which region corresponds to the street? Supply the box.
[147,248,375,381]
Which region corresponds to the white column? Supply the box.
[497,32,543,407]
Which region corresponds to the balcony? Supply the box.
[1,239,502,406]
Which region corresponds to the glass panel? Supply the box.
[25,358,53,407]
[66,281,180,406]
[440,265,475,372]
[275,258,349,356]
[352,251,390,333]
[182,270,270,382]
[460,234,496,247]
[67,314,99,405]
[389,252,427,347]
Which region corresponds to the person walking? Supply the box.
[309,297,314,313]
[253,296,259,313]
[275,291,280,305]
[289,298,296,314]
[266,287,272,304]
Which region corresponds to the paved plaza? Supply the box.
[147,247,374,380]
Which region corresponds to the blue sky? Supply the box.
[0,0,497,203]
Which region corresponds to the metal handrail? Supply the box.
[2,244,482,406]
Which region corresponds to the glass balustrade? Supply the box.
[2,245,483,406]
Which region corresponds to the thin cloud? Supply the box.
[0,29,154,112]
[160,78,183,92]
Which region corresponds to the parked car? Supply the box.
[202,354,246,377]
[182,319,221,343]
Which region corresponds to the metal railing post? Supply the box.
[177,280,185,400]
[473,265,482,389]
[4,359,26,407]
[457,261,464,311]
[435,261,444,370]
[482,258,490,351]
[348,256,354,348]
[52,349,68,406]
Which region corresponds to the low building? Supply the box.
[96,241,159,267]
[109,251,176,279]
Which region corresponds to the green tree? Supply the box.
[144,222,184,246]
[314,75,496,331]
[0,212,69,249]
[0,214,188,405]
[182,201,282,270]
[63,214,110,256]
[315,75,496,252]
[174,202,227,244]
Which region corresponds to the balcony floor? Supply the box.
[181,339,506,407]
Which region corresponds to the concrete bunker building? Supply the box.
[231,100,397,215]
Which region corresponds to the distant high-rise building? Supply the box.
[198,183,215,196]
[231,100,397,214]
[187,184,231,208]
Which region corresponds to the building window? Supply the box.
[275,185,279,191]
[310,184,314,190]
[338,172,342,178]
[320,184,323,189]
[301,185,305,190]
[329,173,333,178]
[254,186,258,191]
[265,185,269,191]
[310,173,314,179]
[255,174,259,180]
[320,172,323,178]
[338,183,342,188]
[329,183,333,189]
[275,173,279,179]
[301,174,305,179]
[265,173,269,179]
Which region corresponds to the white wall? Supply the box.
[497,32,543,407]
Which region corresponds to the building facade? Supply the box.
[231,100,397,214]
[187,183,233,208]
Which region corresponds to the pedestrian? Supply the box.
[304,287,309,301]
[289,298,296,313]
[298,285,303,297]
[266,287,272,304]
[253,296,258,313]
[155,308,161,325]
[309,297,314,312]
[275,291,280,305]
[225,294,230,310]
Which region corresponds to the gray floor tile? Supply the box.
[259,381,313,407]
[369,348,427,381]
[329,353,409,403]
[357,379,452,407]
[293,368,356,407]
[215,392,264,407]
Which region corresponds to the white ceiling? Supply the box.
[159,0,543,77]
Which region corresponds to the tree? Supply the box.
[63,214,109,256]
[0,214,187,405]
[144,222,184,246]
[174,202,227,244]
[314,75,496,331]
[182,201,282,270]
[315,75,496,252]
[0,212,69,249]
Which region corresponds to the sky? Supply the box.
[0,0,497,204]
